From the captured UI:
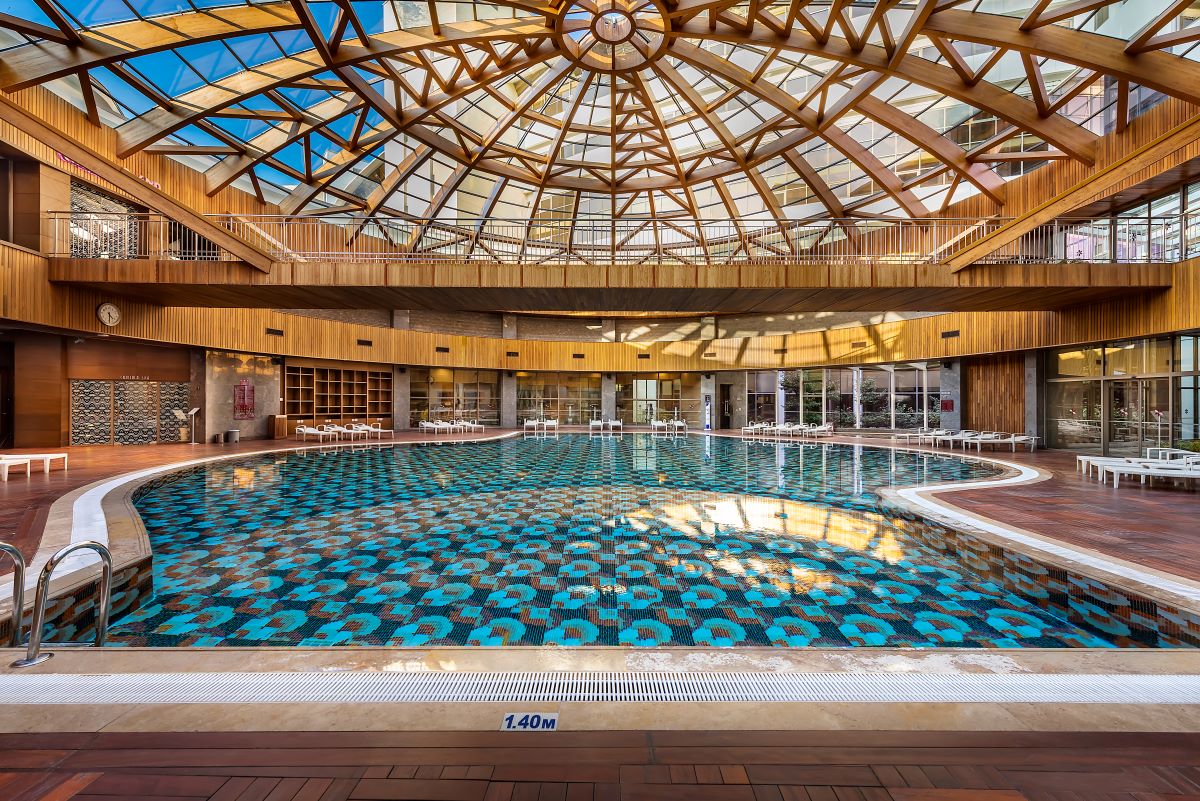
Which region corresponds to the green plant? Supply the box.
[1175,439,1200,453]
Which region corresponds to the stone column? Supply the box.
[700,373,716,430]
[204,351,280,441]
[601,374,617,421]
[851,367,863,429]
[940,359,963,431]
[500,371,517,428]
[775,370,787,423]
[600,318,616,343]
[393,366,411,429]
[189,348,206,444]
[1024,350,1043,438]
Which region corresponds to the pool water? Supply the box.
[111,434,1122,648]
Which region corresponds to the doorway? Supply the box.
[1106,378,1171,457]
[718,384,731,429]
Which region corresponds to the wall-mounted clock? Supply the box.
[96,302,121,327]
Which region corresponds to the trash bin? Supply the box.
[225,429,240,444]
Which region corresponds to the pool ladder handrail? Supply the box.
[10,541,113,668]
[0,541,27,648]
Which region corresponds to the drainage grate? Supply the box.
[0,671,1196,705]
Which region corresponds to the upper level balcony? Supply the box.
[46,212,1195,267]
[43,213,1181,313]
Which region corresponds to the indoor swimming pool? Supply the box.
[106,434,1169,648]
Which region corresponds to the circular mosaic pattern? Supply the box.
[109,435,1122,649]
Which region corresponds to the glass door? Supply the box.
[1046,380,1102,452]
[1106,379,1171,457]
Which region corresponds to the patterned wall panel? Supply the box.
[114,381,158,445]
[158,381,191,443]
[69,379,112,445]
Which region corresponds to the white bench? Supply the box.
[0,457,32,481]
[1,452,67,472]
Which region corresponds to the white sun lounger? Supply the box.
[295,425,336,442]
[933,430,977,448]
[349,422,394,439]
[1102,462,1200,488]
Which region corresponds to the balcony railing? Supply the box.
[45,212,1193,266]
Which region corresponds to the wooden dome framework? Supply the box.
[2,0,1200,232]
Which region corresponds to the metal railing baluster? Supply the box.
[41,212,1188,267]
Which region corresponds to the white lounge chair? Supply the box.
[295,425,336,442]
[455,419,484,433]
[807,423,834,437]
[420,420,452,436]
[918,429,950,445]
[0,452,67,472]
[962,432,1003,451]
[328,424,368,440]
[1080,454,1200,481]
[606,419,623,431]
[588,419,605,433]
[1102,461,1200,488]
[933,430,976,448]
[523,419,542,432]
[348,422,393,439]
[0,456,32,481]
[671,419,688,433]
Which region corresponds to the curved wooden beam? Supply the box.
[278,45,557,215]
[673,18,1099,164]
[924,8,1200,105]
[0,3,302,91]
[669,41,928,217]
[113,19,557,158]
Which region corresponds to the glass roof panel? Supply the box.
[0,0,1197,218]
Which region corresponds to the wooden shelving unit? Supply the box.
[284,364,393,429]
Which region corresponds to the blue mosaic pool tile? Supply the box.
[104,435,1199,649]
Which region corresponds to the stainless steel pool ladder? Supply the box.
[0,541,26,649]
[7,541,113,668]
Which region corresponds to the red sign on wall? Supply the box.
[940,399,955,413]
[234,379,255,420]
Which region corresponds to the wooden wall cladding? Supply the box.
[962,353,1026,434]
[65,338,191,381]
[12,331,65,447]
[4,242,1200,374]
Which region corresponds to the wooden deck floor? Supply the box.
[3,730,1200,801]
